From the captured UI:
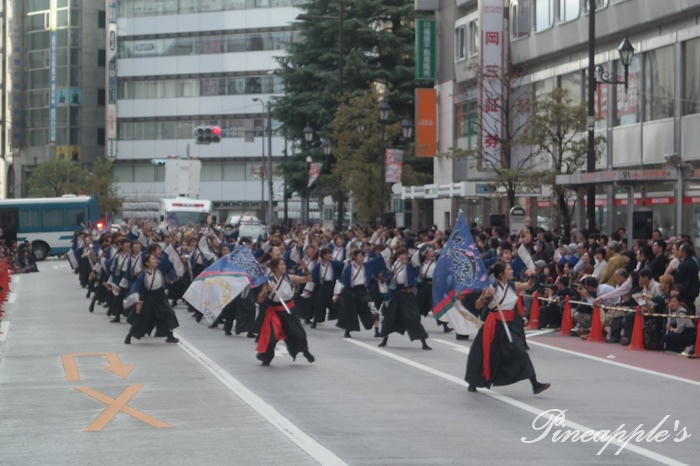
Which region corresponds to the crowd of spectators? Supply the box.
[0,228,39,275]
[470,224,698,354]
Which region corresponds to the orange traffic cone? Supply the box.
[517,292,524,317]
[559,296,573,336]
[586,306,605,342]
[691,321,700,358]
[625,306,645,351]
[527,291,540,330]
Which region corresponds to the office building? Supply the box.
[113,0,304,221]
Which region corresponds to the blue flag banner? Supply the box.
[183,245,267,322]
[432,212,489,334]
[166,212,179,229]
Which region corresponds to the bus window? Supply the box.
[43,208,65,228]
[0,208,18,244]
[66,207,86,227]
[20,209,41,230]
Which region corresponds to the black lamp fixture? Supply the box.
[401,114,413,140]
[378,100,391,122]
[321,138,332,156]
[594,37,635,92]
[303,122,314,142]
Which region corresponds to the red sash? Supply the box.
[255,301,295,353]
[481,309,515,382]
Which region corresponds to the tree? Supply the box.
[273,0,429,225]
[28,159,86,197]
[27,159,123,217]
[85,159,123,216]
[522,88,605,235]
[443,66,537,209]
[331,92,430,223]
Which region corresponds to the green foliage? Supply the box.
[27,159,123,215]
[28,159,87,198]
[272,0,427,202]
[523,88,606,233]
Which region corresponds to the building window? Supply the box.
[559,0,579,22]
[97,88,105,106]
[98,10,106,28]
[558,71,582,105]
[455,26,466,62]
[98,49,106,66]
[510,0,531,39]
[468,20,479,57]
[644,46,674,121]
[534,0,553,32]
[583,0,609,12]
[97,128,105,146]
[615,56,640,126]
[683,38,700,115]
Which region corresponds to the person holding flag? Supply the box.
[465,261,550,395]
[255,258,315,366]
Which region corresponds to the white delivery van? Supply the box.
[160,197,212,227]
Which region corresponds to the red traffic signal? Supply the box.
[193,126,222,144]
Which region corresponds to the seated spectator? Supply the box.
[540,276,573,329]
[593,268,633,342]
[661,295,697,354]
[573,276,615,337]
[591,247,607,280]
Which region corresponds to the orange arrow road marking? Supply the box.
[62,352,134,381]
[75,384,172,432]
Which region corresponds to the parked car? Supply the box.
[226,214,268,241]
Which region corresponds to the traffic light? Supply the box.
[193,126,222,144]
[151,159,166,166]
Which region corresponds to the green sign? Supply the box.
[416,18,436,81]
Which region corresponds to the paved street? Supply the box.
[1,261,698,466]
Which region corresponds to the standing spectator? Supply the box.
[650,239,668,281]
[672,243,699,311]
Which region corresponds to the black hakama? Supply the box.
[380,289,429,341]
[126,289,179,340]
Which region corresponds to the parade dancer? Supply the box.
[107,238,132,323]
[123,254,179,345]
[336,249,386,338]
[255,258,314,366]
[310,247,343,328]
[378,248,432,350]
[465,262,550,395]
[414,246,452,332]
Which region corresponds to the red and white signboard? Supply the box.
[480,0,504,169]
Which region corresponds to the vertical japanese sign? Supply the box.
[415,18,436,81]
[50,0,57,144]
[480,0,504,168]
[385,149,404,183]
[415,88,437,157]
[106,0,118,158]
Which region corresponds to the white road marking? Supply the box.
[175,334,347,466]
[526,339,700,388]
[525,329,557,338]
[12,275,20,284]
[432,338,470,354]
[0,321,8,342]
[53,266,58,270]
[345,339,689,466]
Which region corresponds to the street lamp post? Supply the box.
[303,123,314,224]
[378,100,390,223]
[665,153,690,234]
[586,0,634,231]
[252,98,274,224]
[296,1,345,231]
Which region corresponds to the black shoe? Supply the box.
[533,382,551,395]
[374,329,381,338]
[86,292,91,299]
[422,343,432,350]
[165,336,179,344]
[304,318,312,324]
[208,323,218,329]
[310,322,316,329]
[89,303,94,313]
[378,337,388,348]
[303,350,315,363]
[110,317,120,323]
[468,385,477,393]
[124,334,131,345]
[224,330,232,336]
[442,323,454,333]
[246,332,256,339]
[195,312,203,323]
[455,334,470,340]
[344,330,351,338]
[171,300,178,307]
[256,353,271,365]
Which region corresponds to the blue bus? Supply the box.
[0,195,101,260]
